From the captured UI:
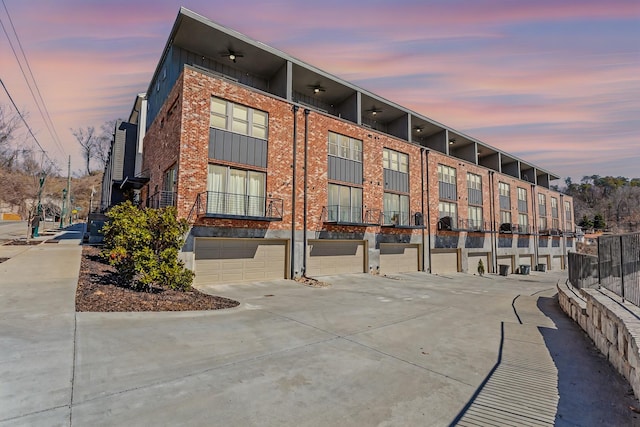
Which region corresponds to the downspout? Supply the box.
[420,148,426,271]
[489,171,497,274]
[303,109,310,275]
[531,184,538,268]
[424,149,432,273]
[291,105,299,279]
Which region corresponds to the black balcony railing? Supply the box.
[147,191,176,209]
[189,191,283,221]
[322,206,380,225]
[437,216,489,232]
[381,211,426,228]
[499,223,531,234]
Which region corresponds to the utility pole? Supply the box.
[66,156,71,225]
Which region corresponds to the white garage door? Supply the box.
[497,255,515,274]
[380,244,420,274]
[468,253,490,274]
[431,251,459,274]
[519,254,533,266]
[307,240,365,276]
[552,255,563,270]
[194,238,287,285]
[538,255,550,269]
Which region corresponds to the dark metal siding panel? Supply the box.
[439,182,457,200]
[499,195,510,210]
[384,169,408,193]
[328,156,362,184]
[468,188,483,205]
[209,128,267,168]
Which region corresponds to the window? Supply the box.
[468,206,483,230]
[438,164,457,200]
[538,193,547,216]
[517,187,528,213]
[518,213,528,233]
[383,193,409,225]
[498,182,510,210]
[328,132,362,162]
[163,165,177,193]
[551,197,559,229]
[210,97,269,139]
[327,183,362,222]
[467,173,482,206]
[207,164,266,217]
[383,148,408,173]
[565,201,573,231]
[500,210,512,226]
[439,201,457,228]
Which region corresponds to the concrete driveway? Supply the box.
[1,239,638,427]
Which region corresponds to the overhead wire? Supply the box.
[0,77,56,170]
[0,0,67,158]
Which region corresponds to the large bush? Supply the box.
[102,201,194,291]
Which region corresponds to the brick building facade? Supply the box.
[107,8,574,285]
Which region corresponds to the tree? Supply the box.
[102,202,194,291]
[578,215,594,229]
[72,126,96,175]
[593,213,606,230]
[0,104,20,168]
[95,119,117,171]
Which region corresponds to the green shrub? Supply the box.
[102,201,194,291]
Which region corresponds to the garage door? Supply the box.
[537,255,550,270]
[497,255,514,274]
[194,238,287,285]
[380,244,420,274]
[519,254,533,266]
[431,251,459,274]
[468,252,490,274]
[552,255,563,270]
[307,240,365,276]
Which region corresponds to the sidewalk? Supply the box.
[0,224,84,426]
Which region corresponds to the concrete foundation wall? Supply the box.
[558,282,640,399]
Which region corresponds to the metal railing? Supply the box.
[147,191,176,209]
[457,218,490,232]
[499,223,530,234]
[381,211,425,228]
[568,252,599,289]
[322,206,380,225]
[188,191,283,221]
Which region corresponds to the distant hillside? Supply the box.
[0,168,102,220]
[561,176,640,233]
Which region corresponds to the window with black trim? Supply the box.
[210,97,268,139]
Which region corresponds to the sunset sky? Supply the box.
[1,0,638,182]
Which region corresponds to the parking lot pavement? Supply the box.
[64,270,638,427]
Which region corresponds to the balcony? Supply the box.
[189,191,283,221]
[381,211,426,229]
[499,223,531,234]
[322,206,380,226]
[437,216,489,232]
[147,191,176,209]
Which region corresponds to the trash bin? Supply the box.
[499,264,509,276]
[520,265,530,275]
[537,263,546,272]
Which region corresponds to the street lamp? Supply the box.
[59,188,67,229]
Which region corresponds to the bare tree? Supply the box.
[95,119,117,170]
[0,104,21,168]
[72,126,96,176]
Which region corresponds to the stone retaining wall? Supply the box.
[558,282,640,398]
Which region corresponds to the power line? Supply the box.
[0,76,56,169]
[0,0,66,157]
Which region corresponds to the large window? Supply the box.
[210,97,268,139]
[328,132,362,162]
[565,201,573,232]
[517,187,528,213]
[207,164,266,217]
[439,201,457,229]
[467,173,482,206]
[551,197,559,229]
[383,193,409,225]
[327,183,362,222]
[498,182,510,210]
[468,206,483,230]
[438,164,457,200]
[518,213,529,233]
[383,148,408,173]
[538,193,547,216]
[500,210,512,226]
